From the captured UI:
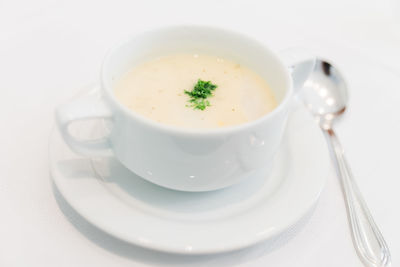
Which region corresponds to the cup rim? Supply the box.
[101,25,293,136]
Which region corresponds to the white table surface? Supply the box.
[1,0,399,266]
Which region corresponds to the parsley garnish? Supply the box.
[185,79,217,110]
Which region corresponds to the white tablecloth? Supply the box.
[1,0,399,266]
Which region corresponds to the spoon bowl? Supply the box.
[299,61,348,129]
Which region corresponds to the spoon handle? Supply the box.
[324,128,391,267]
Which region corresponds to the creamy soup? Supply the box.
[113,54,277,128]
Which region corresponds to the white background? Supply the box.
[1,0,399,266]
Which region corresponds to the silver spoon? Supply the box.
[297,59,391,267]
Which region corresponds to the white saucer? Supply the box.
[50,102,329,254]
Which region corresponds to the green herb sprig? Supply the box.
[185,79,217,110]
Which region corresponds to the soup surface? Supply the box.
[114,54,277,128]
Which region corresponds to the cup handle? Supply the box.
[55,84,113,157]
[279,48,315,93]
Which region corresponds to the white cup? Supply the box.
[56,25,314,191]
